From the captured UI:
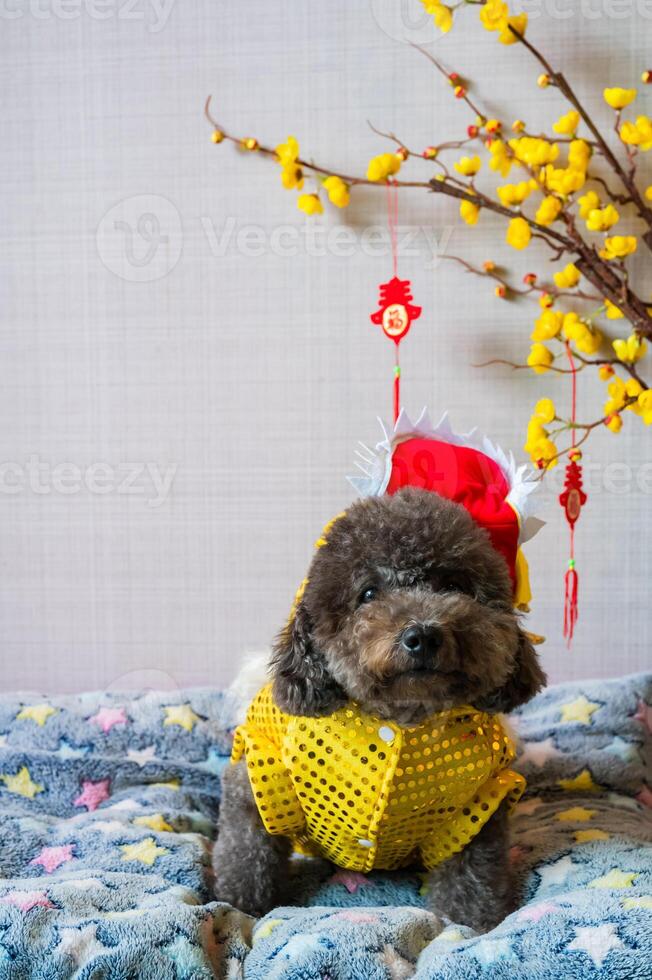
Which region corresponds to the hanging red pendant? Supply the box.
[559,341,587,646]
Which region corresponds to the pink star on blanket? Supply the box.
[89,707,128,734]
[518,901,558,923]
[74,778,110,812]
[30,844,74,874]
[0,890,54,913]
[328,870,375,894]
[635,784,652,808]
[328,910,379,924]
[633,700,652,735]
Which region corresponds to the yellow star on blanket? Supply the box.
[133,814,174,833]
[558,769,601,793]
[120,837,169,866]
[589,868,638,889]
[253,919,283,943]
[574,829,610,843]
[622,896,652,910]
[163,705,200,732]
[556,806,596,822]
[1,766,44,799]
[559,696,600,725]
[16,704,58,727]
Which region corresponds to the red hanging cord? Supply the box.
[387,181,400,422]
[559,341,587,646]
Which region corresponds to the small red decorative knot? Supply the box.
[370,276,422,344]
[559,458,587,529]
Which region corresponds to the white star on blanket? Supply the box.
[518,738,562,767]
[567,923,623,967]
[56,923,106,964]
[536,855,576,893]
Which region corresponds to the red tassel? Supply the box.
[563,561,578,645]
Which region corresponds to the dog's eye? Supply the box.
[440,572,472,595]
[358,586,378,606]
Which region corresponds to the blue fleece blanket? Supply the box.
[0,674,650,979]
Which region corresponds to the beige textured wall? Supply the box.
[1,0,651,693]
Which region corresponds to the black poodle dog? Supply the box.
[213,487,545,931]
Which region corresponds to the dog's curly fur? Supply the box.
[213,488,546,929]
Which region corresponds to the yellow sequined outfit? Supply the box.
[231,684,525,872]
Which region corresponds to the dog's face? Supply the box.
[272,488,545,722]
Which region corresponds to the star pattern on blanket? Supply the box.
[1,766,44,799]
[574,829,610,843]
[567,923,623,967]
[30,844,74,874]
[635,784,652,808]
[253,919,284,942]
[517,901,558,923]
[163,935,207,973]
[559,695,600,725]
[633,699,652,734]
[127,745,157,766]
[589,868,638,889]
[120,837,169,866]
[15,704,58,727]
[556,806,596,822]
[163,705,200,732]
[0,890,54,913]
[90,707,128,734]
[536,855,576,892]
[328,870,374,894]
[133,813,174,833]
[558,769,601,793]
[74,778,111,812]
[56,739,90,760]
[473,935,516,965]
[518,738,561,767]
[604,736,640,761]
[56,923,107,965]
[622,895,652,910]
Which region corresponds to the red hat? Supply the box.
[348,409,542,609]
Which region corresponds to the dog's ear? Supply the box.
[270,602,346,717]
[475,627,546,714]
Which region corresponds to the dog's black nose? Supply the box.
[400,624,443,659]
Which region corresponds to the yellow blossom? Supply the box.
[454,155,482,177]
[366,153,402,182]
[509,136,559,167]
[604,298,624,319]
[543,165,586,195]
[563,312,602,354]
[536,195,562,226]
[613,334,647,362]
[297,193,323,216]
[603,87,637,110]
[606,414,623,432]
[532,310,563,341]
[599,236,638,260]
[496,181,532,206]
[479,0,508,31]
[420,0,453,33]
[281,165,303,190]
[527,342,553,374]
[525,432,558,468]
[276,136,300,168]
[488,139,513,177]
[539,292,553,308]
[499,13,528,44]
[620,115,652,151]
[568,139,591,172]
[604,376,627,415]
[460,199,480,225]
[506,216,531,250]
[553,110,580,136]
[586,204,619,232]
[323,176,350,208]
[598,364,614,381]
[636,389,652,424]
[646,186,652,201]
[578,190,600,218]
[533,398,556,423]
[554,263,580,289]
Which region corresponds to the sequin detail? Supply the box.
[231,684,525,872]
